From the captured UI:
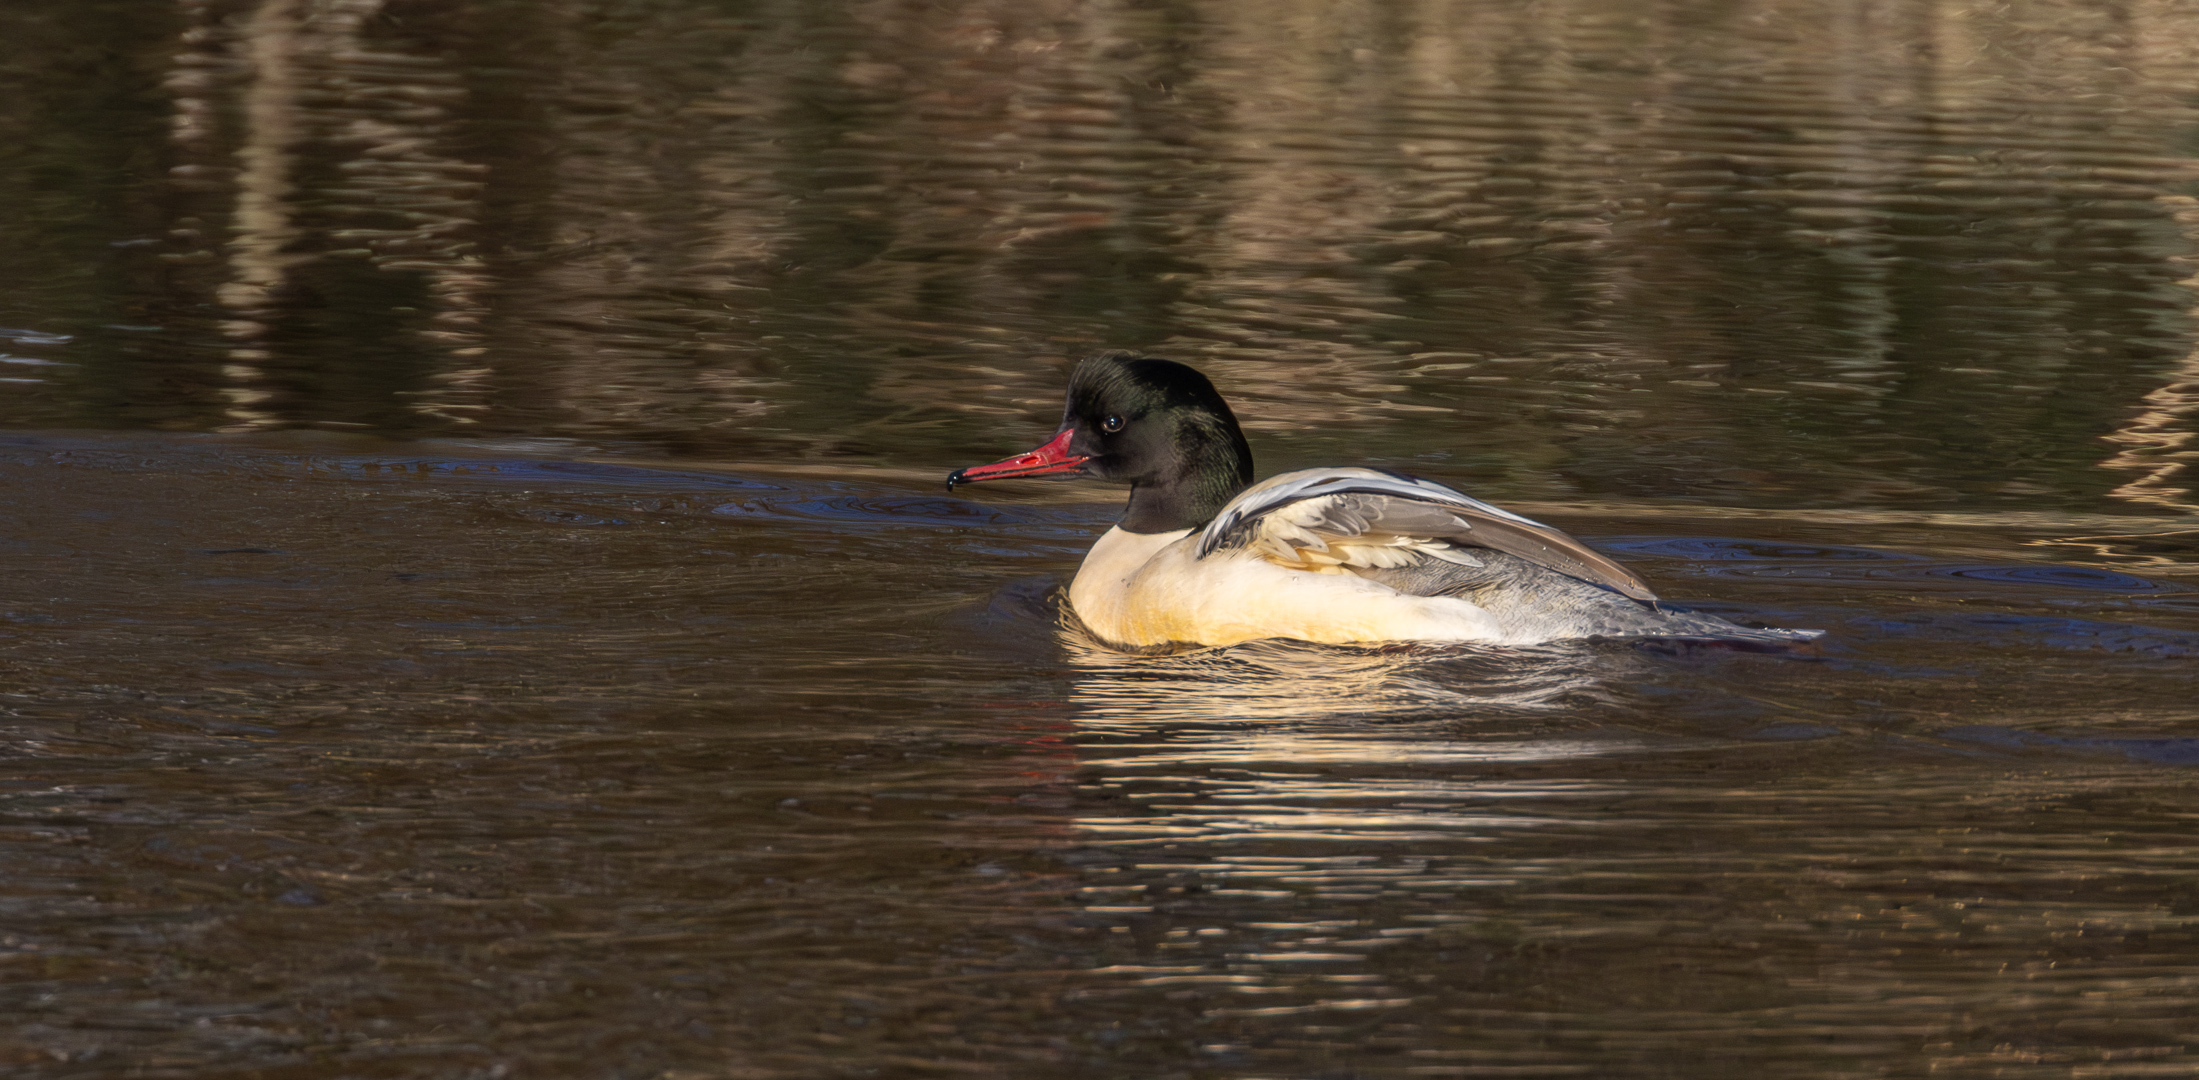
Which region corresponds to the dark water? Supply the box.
[4,1,2199,1077]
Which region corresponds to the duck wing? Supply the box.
[1196,467,1657,604]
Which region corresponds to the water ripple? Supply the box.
[710,493,1091,532]
[1932,564,2169,591]
[1944,726,2199,766]
[1603,537,1919,562]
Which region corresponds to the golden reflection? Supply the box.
[2100,194,2199,516]
[1057,622,1629,844]
[138,0,2199,518]
[171,0,488,431]
[214,0,307,431]
[2066,187,2199,562]
[1059,627,1606,730]
[320,58,491,426]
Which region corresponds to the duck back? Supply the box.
[1353,552,1820,646]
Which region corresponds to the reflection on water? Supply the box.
[0,434,2194,1076]
[5,0,2199,524]
[1050,591,2199,1076]
[1063,636,1614,725]
[1054,637,1661,1031]
[1062,640,1624,844]
[7,0,2199,1075]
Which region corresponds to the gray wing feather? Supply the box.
[1198,467,1657,604]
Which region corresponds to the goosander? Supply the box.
[948,352,1819,650]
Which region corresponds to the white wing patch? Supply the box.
[1197,466,1658,603]
[1245,495,1486,574]
[1198,467,1541,557]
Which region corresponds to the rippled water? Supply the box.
[5,0,2199,1077]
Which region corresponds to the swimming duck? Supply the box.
[948,352,1819,650]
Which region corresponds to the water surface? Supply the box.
[4,1,2199,1076]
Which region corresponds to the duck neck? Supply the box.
[1117,439,1252,535]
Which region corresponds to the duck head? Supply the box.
[947,352,1255,534]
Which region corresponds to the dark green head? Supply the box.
[947,351,1256,533]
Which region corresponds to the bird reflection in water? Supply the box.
[1051,609,1637,846]
[1046,611,1640,1028]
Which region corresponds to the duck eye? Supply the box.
[1102,414,1124,433]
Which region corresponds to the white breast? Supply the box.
[1066,525,1508,649]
